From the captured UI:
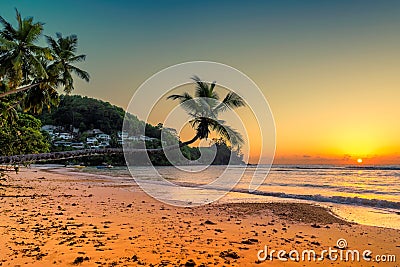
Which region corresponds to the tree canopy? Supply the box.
[0,9,89,157]
[0,9,89,120]
[0,113,50,156]
[37,94,143,135]
[168,76,246,148]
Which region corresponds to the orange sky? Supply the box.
[146,81,400,165]
[7,1,398,164]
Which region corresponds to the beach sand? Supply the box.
[0,167,399,266]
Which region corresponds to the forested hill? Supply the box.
[33,95,244,166]
[36,95,143,135]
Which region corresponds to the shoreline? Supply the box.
[52,165,400,230]
[0,167,399,266]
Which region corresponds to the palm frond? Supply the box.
[168,76,246,147]
[167,92,193,102]
[69,54,86,62]
[214,92,246,114]
[70,65,90,82]
[211,120,244,147]
[191,75,220,100]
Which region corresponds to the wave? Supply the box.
[150,179,400,211]
[244,189,400,210]
[271,165,400,171]
[269,182,400,195]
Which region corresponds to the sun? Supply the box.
[357,158,363,164]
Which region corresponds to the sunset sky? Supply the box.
[1,0,399,164]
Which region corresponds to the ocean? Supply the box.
[77,164,400,229]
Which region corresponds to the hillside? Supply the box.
[37,95,142,135]
[33,95,244,165]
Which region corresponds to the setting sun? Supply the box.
[357,158,363,164]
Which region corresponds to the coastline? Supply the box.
[0,167,398,266]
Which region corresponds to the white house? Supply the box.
[41,125,63,132]
[84,129,103,135]
[127,135,158,142]
[58,133,73,140]
[86,137,98,145]
[97,133,111,141]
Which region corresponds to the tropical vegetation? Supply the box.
[0,10,244,166]
[168,76,246,148]
[0,113,50,156]
[0,9,89,155]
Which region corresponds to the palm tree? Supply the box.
[0,10,89,99]
[21,58,60,114]
[167,76,246,148]
[45,33,90,94]
[0,9,51,93]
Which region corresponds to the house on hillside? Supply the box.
[97,133,111,141]
[41,125,64,138]
[41,125,63,132]
[86,137,98,145]
[58,133,73,140]
[129,135,158,141]
[84,129,103,135]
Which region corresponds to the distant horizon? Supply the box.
[63,92,400,166]
[2,0,399,165]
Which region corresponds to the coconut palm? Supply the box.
[21,58,60,114]
[0,10,89,99]
[167,76,246,148]
[45,33,89,94]
[0,9,51,92]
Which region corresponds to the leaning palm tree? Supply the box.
[167,76,246,148]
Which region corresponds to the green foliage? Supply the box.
[167,76,246,148]
[211,138,244,165]
[0,9,89,118]
[0,113,50,156]
[37,95,143,135]
[45,33,90,94]
[0,9,50,87]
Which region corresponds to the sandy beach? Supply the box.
[0,167,399,266]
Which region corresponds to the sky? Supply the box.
[1,0,400,164]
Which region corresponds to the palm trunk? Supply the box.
[180,135,199,147]
[148,135,200,152]
[0,83,38,98]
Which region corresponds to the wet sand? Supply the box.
[0,167,399,266]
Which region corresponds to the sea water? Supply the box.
[79,164,400,229]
